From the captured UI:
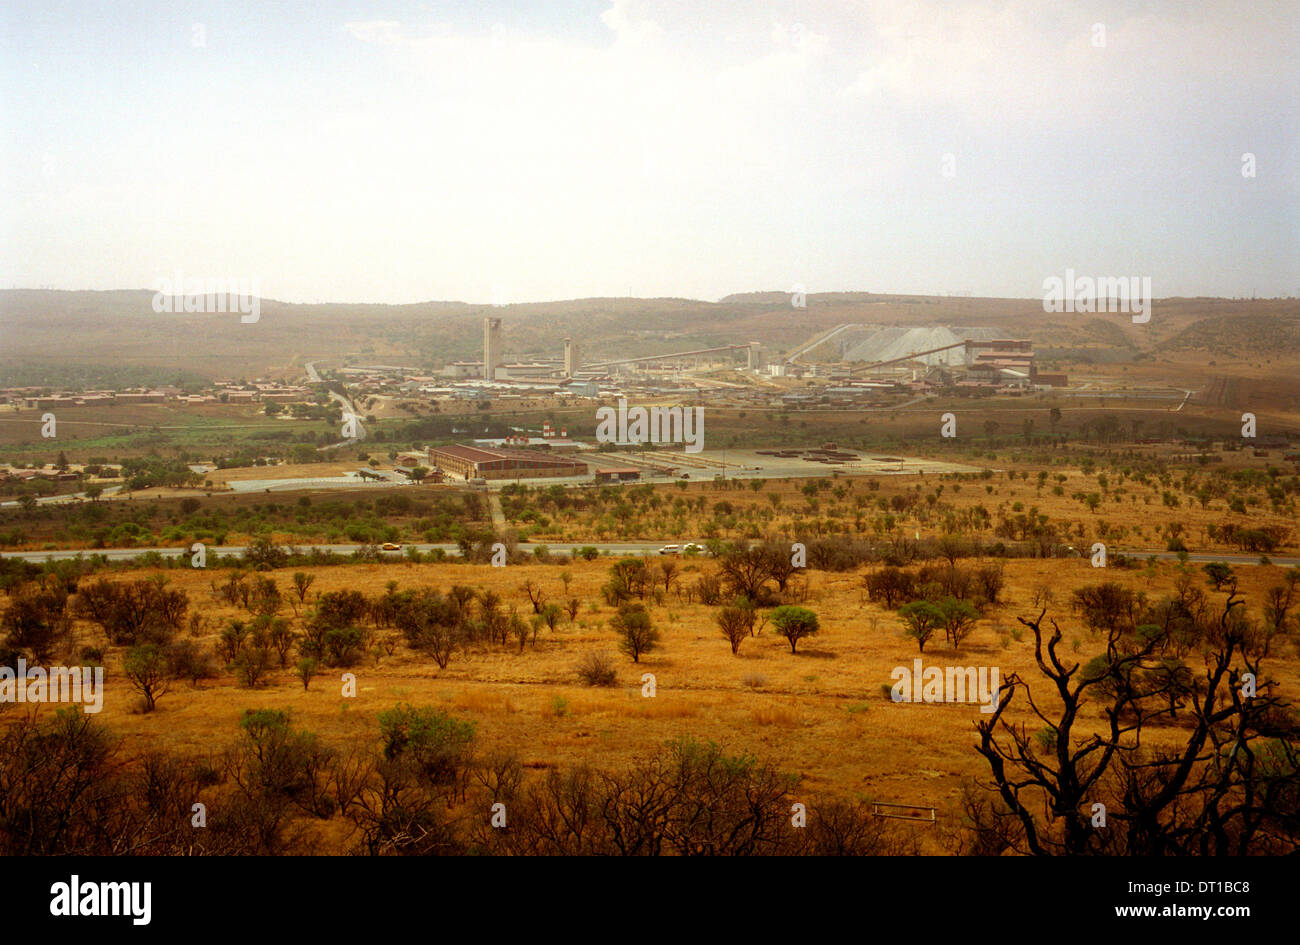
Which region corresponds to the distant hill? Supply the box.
[0,288,1294,383]
[1157,312,1300,355]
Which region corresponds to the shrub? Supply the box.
[1,584,70,663]
[234,646,272,689]
[217,621,250,664]
[576,651,618,687]
[974,564,1005,605]
[75,577,188,646]
[165,638,215,686]
[377,704,476,789]
[695,573,723,606]
[322,626,365,668]
[863,567,915,609]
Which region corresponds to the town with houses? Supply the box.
[5,316,1292,500]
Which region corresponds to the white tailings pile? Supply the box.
[840,325,1001,365]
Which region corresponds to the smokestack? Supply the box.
[484,317,503,381]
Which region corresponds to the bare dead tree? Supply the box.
[971,591,1300,855]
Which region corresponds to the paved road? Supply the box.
[303,362,366,449]
[0,542,670,563]
[0,485,124,508]
[320,388,366,449]
[2,543,1295,567]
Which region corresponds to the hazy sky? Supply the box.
[2,0,1296,304]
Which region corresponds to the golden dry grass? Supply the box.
[30,554,1297,829]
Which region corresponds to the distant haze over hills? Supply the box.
[0,288,1296,384]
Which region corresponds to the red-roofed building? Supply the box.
[429,444,588,481]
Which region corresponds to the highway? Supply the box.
[0,542,667,563]
[1,543,1296,567]
[0,485,125,508]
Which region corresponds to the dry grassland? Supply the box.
[55,555,1300,843]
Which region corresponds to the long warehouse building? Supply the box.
[429,444,588,481]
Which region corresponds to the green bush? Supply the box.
[770,605,819,654]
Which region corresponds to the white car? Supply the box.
[658,544,680,555]
[682,542,704,555]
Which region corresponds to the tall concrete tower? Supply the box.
[484,317,502,381]
[564,337,581,377]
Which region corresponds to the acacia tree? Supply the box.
[603,559,651,604]
[969,592,1300,856]
[761,541,798,593]
[291,572,315,610]
[536,603,563,634]
[898,600,942,652]
[1070,582,1143,637]
[296,657,319,691]
[658,558,679,594]
[1261,569,1299,655]
[1202,561,1234,591]
[938,597,980,650]
[717,601,755,655]
[612,603,659,663]
[770,605,818,654]
[249,576,281,617]
[719,546,775,600]
[123,643,171,712]
[391,590,463,670]
[864,567,915,609]
[2,584,70,664]
[267,618,296,667]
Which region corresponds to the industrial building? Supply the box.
[429,444,588,481]
[578,381,605,397]
[593,465,641,483]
